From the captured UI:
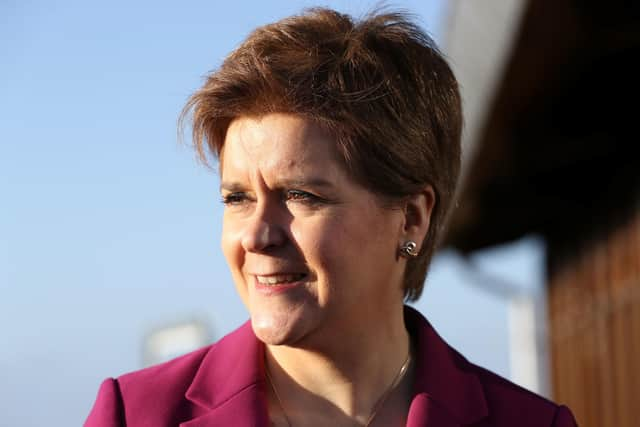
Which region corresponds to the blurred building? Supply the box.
[143,319,212,367]
[442,1,640,426]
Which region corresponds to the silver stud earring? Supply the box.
[399,241,419,258]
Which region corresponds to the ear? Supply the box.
[400,185,436,250]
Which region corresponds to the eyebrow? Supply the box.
[219,181,246,193]
[220,177,336,192]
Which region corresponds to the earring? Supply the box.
[399,241,419,258]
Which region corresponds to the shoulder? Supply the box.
[117,319,255,401]
[84,345,212,427]
[405,306,577,426]
[467,361,576,426]
[117,343,212,402]
[85,321,258,427]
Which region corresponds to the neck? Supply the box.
[265,304,411,425]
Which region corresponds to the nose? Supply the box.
[240,204,287,253]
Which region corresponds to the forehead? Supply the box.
[220,114,342,179]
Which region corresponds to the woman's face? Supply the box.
[220,113,407,347]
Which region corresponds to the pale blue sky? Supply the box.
[0,2,542,426]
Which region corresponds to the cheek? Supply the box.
[221,223,250,303]
[221,218,243,272]
[290,216,341,268]
[322,208,398,272]
[291,214,363,279]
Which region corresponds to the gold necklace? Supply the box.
[265,366,292,427]
[265,351,412,427]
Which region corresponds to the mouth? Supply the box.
[255,273,307,286]
[252,272,309,295]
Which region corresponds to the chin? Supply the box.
[249,305,316,346]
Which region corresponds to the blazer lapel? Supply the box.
[180,384,268,427]
[405,307,489,427]
[181,321,270,427]
[407,394,463,427]
[179,309,487,427]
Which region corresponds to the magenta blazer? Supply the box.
[85,307,578,426]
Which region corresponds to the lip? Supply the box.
[252,273,308,295]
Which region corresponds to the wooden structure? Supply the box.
[444,2,640,426]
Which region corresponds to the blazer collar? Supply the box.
[182,308,488,426]
[405,306,488,426]
[183,321,269,427]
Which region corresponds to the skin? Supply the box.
[220,113,434,426]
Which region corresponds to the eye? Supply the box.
[221,192,252,206]
[285,190,324,205]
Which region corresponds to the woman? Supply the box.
[85,8,578,427]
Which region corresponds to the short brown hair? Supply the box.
[182,7,462,301]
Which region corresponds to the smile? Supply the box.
[255,273,307,285]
